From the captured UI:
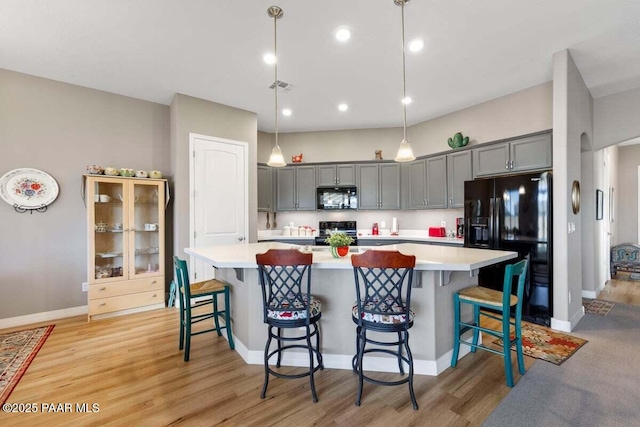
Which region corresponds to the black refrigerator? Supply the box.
[464,171,552,326]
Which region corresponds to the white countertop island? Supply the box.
[185,242,516,376]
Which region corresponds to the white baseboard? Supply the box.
[0,306,88,329]
[232,334,478,377]
[581,290,598,299]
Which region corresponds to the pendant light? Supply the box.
[267,6,286,167]
[394,0,416,162]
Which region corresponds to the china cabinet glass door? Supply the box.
[92,180,126,281]
[130,181,163,278]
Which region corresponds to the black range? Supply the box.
[315,221,358,246]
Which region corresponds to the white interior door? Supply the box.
[190,133,248,281]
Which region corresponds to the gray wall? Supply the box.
[616,145,640,244]
[594,87,640,148]
[552,50,594,329]
[0,68,170,318]
[169,93,258,264]
[260,82,553,164]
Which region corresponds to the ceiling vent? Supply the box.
[269,80,293,91]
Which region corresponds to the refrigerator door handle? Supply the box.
[489,197,495,247]
[494,197,501,245]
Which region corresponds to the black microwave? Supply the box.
[316,186,358,210]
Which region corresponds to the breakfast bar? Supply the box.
[185,242,517,376]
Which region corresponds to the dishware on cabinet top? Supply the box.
[136,170,148,178]
[104,167,119,176]
[120,168,135,177]
[149,170,162,179]
[86,165,104,174]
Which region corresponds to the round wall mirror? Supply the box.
[571,180,581,214]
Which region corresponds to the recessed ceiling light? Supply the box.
[282,108,292,116]
[338,104,349,112]
[402,97,413,105]
[263,53,276,64]
[408,39,424,52]
[335,27,351,42]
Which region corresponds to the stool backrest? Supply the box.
[173,256,192,302]
[503,259,529,313]
[351,250,416,326]
[256,249,313,324]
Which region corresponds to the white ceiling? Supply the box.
[2,0,640,133]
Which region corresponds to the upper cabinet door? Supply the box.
[295,166,316,210]
[336,164,356,186]
[408,160,427,209]
[447,151,472,208]
[357,164,380,210]
[317,165,337,186]
[276,167,296,211]
[379,163,401,210]
[130,181,164,279]
[510,133,552,173]
[257,165,273,212]
[425,155,447,209]
[473,143,510,178]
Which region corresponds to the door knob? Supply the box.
[237,236,245,241]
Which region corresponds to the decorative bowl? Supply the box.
[104,167,120,176]
[86,165,104,174]
[136,170,148,178]
[120,168,135,177]
[149,170,163,179]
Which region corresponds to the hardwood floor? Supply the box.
[1,309,534,426]
[597,272,640,306]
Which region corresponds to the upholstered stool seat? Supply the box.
[268,295,322,321]
[351,300,414,325]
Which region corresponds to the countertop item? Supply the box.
[258,229,464,246]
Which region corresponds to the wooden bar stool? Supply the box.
[450,259,528,387]
[256,249,324,402]
[173,256,234,362]
[351,250,418,410]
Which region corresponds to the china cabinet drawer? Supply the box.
[88,276,164,300]
[89,290,164,315]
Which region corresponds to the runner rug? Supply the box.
[494,323,587,365]
[0,325,54,404]
[582,298,615,316]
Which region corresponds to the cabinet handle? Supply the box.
[423,200,426,206]
[152,294,157,298]
[100,302,106,306]
[510,160,514,169]
[426,199,429,206]
[449,198,453,205]
[99,287,106,291]
[151,280,157,284]
[505,160,509,170]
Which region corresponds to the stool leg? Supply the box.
[261,326,273,399]
[471,304,480,353]
[397,332,405,375]
[502,314,514,387]
[403,330,418,410]
[213,295,222,336]
[276,327,283,368]
[355,327,366,406]
[352,325,361,373]
[224,287,235,350]
[306,325,319,403]
[450,293,461,367]
[315,323,324,370]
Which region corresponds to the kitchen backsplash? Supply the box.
[259,209,463,236]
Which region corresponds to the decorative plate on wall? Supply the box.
[0,168,59,209]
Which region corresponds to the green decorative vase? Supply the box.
[330,246,349,258]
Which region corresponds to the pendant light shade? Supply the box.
[267,6,287,167]
[394,0,416,162]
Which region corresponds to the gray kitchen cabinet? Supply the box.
[276,165,316,211]
[447,150,472,208]
[408,160,426,209]
[357,163,401,210]
[473,132,552,177]
[257,165,273,212]
[425,155,447,209]
[317,164,355,186]
[359,239,400,246]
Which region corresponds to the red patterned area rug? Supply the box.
[0,325,54,404]
[494,323,587,365]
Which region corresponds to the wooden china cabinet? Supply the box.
[85,175,167,321]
